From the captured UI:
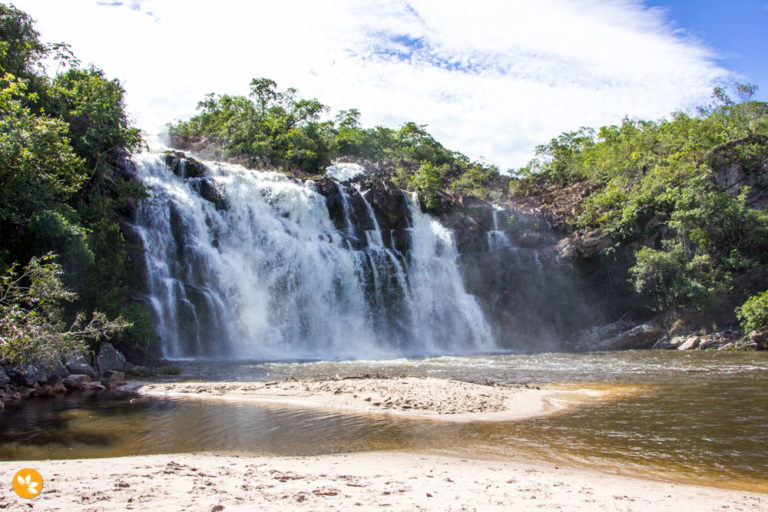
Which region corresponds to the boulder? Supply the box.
[51,382,67,394]
[63,374,92,390]
[557,229,613,259]
[81,381,106,392]
[573,319,635,350]
[362,182,410,231]
[609,323,665,350]
[746,329,768,350]
[46,376,67,394]
[97,343,128,373]
[164,151,207,179]
[52,360,69,378]
[193,177,227,210]
[31,385,54,398]
[576,321,664,351]
[17,365,49,387]
[102,370,125,381]
[2,391,21,402]
[101,378,127,390]
[677,336,700,350]
[67,360,96,378]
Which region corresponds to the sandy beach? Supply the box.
[1,451,766,511]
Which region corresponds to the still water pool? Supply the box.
[1,351,766,491]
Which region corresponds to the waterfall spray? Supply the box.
[132,153,495,360]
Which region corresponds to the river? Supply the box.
[1,351,766,492]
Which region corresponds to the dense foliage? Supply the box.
[0,254,128,365]
[0,5,153,365]
[168,80,508,207]
[514,85,768,324]
[736,290,768,332]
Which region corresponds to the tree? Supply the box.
[410,161,443,210]
[0,4,45,79]
[0,75,87,270]
[48,67,141,170]
[249,77,278,115]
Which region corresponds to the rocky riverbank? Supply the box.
[0,343,169,410]
[572,320,768,352]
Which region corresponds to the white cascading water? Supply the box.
[487,207,511,251]
[132,153,495,360]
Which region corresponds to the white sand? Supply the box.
[123,376,568,422]
[1,451,765,511]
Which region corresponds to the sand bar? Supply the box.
[122,376,570,422]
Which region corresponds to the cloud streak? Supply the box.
[14,0,732,168]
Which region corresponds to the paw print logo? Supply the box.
[12,468,43,499]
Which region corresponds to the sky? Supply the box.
[9,0,768,170]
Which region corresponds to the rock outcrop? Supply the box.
[97,343,129,373]
[0,342,140,405]
[709,135,768,210]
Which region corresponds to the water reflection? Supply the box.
[0,351,766,492]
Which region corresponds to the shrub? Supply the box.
[160,365,181,376]
[409,161,443,211]
[736,290,768,332]
[0,254,129,366]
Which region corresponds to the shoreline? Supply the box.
[1,376,766,509]
[122,376,576,423]
[1,451,765,511]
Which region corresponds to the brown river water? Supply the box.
[1,351,766,492]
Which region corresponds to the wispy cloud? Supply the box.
[95,0,151,13]
[14,0,732,168]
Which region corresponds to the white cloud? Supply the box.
[13,0,732,169]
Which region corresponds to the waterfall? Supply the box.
[487,207,511,251]
[132,153,495,360]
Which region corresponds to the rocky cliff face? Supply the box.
[134,151,768,355]
[709,135,768,210]
[312,168,608,352]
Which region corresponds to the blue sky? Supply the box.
[10,0,765,169]
[645,0,768,101]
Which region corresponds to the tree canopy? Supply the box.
[168,78,507,207]
[514,84,768,323]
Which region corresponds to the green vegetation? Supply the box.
[515,84,768,325]
[168,79,508,208]
[736,291,768,332]
[0,5,153,366]
[159,365,181,376]
[0,254,129,366]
